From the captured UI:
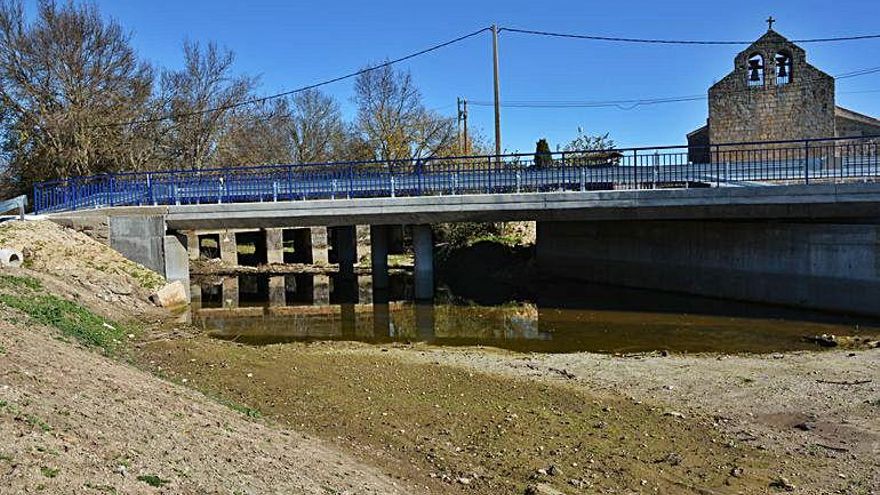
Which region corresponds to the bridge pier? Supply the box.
[333,226,357,279]
[311,226,329,265]
[370,225,390,291]
[185,231,200,260]
[268,275,286,307]
[265,228,284,265]
[222,276,239,308]
[220,231,238,265]
[356,225,371,266]
[313,274,331,305]
[412,224,434,301]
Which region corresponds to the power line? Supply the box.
[94,27,491,128]
[500,27,880,45]
[90,25,880,128]
[837,66,880,79]
[468,65,880,110]
[470,88,880,110]
[469,95,705,110]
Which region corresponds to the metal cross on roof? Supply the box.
[767,16,776,30]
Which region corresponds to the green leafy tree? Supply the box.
[563,128,619,167]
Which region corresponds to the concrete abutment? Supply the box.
[537,219,880,316]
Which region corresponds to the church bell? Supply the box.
[748,60,762,82]
[776,56,789,78]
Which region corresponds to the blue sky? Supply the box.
[34,0,880,153]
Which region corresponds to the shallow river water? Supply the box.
[188,272,878,354]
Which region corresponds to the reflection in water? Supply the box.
[190,273,879,354]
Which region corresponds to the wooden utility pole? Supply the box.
[457,97,469,154]
[492,24,502,160]
[463,98,469,154]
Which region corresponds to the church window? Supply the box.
[775,51,792,85]
[747,53,765,87]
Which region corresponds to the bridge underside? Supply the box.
[49,182,880,316]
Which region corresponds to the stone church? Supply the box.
[687,25,880,163]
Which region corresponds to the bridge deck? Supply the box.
[33,136,880,215]
[137,182,880,230]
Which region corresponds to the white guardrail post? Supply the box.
[0,195,27,220]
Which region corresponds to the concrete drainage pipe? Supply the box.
[0,248,24,268]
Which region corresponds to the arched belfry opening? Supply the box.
[775,51,792,85]
[747,53,765,87]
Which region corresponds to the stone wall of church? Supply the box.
[836,115,880,138]
[707,33,835,153]
[709,73,835,147]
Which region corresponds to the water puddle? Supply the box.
[189,273,877,354]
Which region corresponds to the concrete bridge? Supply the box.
[49,181,880,316]
[38,136,880,316]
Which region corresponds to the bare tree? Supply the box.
[214,89,356,166]
[289,89,348,163]
[214,99,293,166]
[0,0,154,192]
[159,41,255,169]
[353,64,455,162]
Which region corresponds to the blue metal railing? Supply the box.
[32,135,880,214]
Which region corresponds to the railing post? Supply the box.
[416,159,423,196]
[653,152,659,189]
[632,149,638,189]
[487,156,493,193]
[348,163,354,199]
[71,178,78,210]
[147,173,155,205]
[32,184,40,215]
[108,174,115,207]
[804,140,810,185]
[714,146,720,187]
[388,162,395,198]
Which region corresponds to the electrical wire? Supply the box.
[89,25,880,128]
[836,66,880,79]
[93,27,491,128]
[499,27,880,45]
[467,66,880,110]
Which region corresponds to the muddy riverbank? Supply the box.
[137,335,880,494]
[2,220,879,494]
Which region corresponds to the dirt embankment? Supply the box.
[0,220,409,494]
[140,336,880,495]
